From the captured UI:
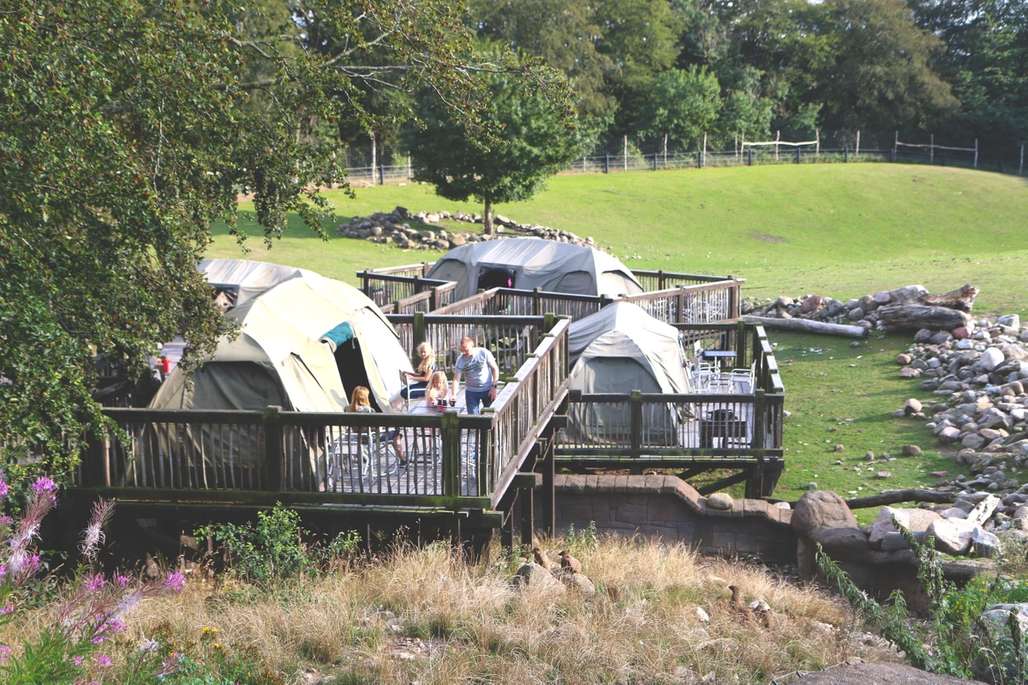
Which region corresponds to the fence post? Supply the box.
[441,410,460,497]
[747,147,753,166]
[973,138,979,169]
[651,153,657,171]
[774,130,780,160]
[623,135,628,171]
[752,390,766,456]
[263,405,284,492]
[676,285,686,324]
[844,145,849,163]
[413,311,427,350]
[1020,142,1025,176]
[378,163,385,186]
[701,132,707,168]
[604,152,609,174]
[892,130,898,162]
[815,128,820,159]
[736,320,747,368]
[794,146,800,164]
[657,269,665,290]
[532,287,542,316]
[930,133,934,164]
[855,129,860,156]
[663,133,668,167]
[629,390,642,458]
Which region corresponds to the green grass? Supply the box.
[212,163,1028,315]
[209,164,1028,503]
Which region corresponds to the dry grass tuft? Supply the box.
[3,535,897,683]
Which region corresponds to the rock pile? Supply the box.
[743,284,978,333]
[336,206,595,251]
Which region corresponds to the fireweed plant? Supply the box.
[0,474,186,683]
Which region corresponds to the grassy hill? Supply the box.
[209,163,1028,504]
[212,163,1028,315]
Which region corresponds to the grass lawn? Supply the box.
[209,163,1027,503]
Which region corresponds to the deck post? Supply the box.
[540,436,555,536]
[412,311,427,350]
[519,483,535,546]
[752,390,766,454]
[543,312,557,337]
[657,269,665,290]
[532,288,542,316]
[629,390,643,458]
[676,286,685,324]
[736,320,747,368]
[441,410,460,497]
[262,405,284,492]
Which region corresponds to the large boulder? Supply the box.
[512,563,565,595]
[928,517,978,554]
[868,507,942,548]
[790,661,983,684]
[792,491,858,535]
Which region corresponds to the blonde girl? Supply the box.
[349,386,372,412]
[401,342,436,400]
[424,371,450,407]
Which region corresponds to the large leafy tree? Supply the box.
[408,48,582,235]
[640,66,722,150]
[813,0,957,131]
[0,0,479,478]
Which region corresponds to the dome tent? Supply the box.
[151,263,412,415]
[425,237,644,300]
[565,302,692,446]
[198,258,317,308]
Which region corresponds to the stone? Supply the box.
[694,607,710,623]
[930,331,953,345]
[966,493,1000,525]
[773,501,792,510]
[833,443,845,452]
[902,444,923,457]
[875,470,892,479]
[904,398,923,415]
[928,517,978,554]
[914,328,934,343]
[997,314,1021,329]
[970,528,1001,557]
[961,433,987,449]
[980,347,1005,372]
[864,450,875,461]
[561,572,597,595]
[787,662,982,685]
[512,563,565,594]
[868,506,941,546]
[939,426,962,441]
[706,493,733,510]
[792,491,858,535]
[810,527,869,558]
[847,307,864,321]
[952,326,971,339]
[879,531,911,551]
[938,507,967,519]
[900,366,922,378]
[896,353,913,365]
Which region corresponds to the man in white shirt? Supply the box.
[452,335,499,415]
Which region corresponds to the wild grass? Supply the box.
[3,536,899,683]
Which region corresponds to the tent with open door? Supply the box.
[151,266,412,416]
[564,302,692,446]
[425,237,644,300]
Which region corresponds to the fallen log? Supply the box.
[741,315,867,338]
[845,488,955,509]
[918,283,979,312]
[877,304,972,332]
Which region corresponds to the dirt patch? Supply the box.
[751,231,788,243]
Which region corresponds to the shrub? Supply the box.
[195,504,361,583]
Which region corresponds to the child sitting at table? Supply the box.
[401,342,436,400]
[349,385,407,465]
[424,371,452,410]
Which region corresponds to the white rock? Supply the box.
[868,507,940,546]
[928,517,978,554]
[938,507,968,519]
[971,528,1001,557]
[966,494,1001,525]
[706,493,733,510]
[695,607,710,623]
[980,347,1005,371]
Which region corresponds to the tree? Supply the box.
[472,0,615,124]
[0,0,481,479]
[408,48,582,235]
[640,66,722,150]
[814,0,957,131]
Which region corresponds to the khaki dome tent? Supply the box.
[198,258,319,309]
[565,302,692,446]
[151,266,412,415]
[426,237,644,301]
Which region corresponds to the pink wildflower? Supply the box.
[94,653,112,668]
[91,634,105,645]
[115,574,130,588]
[24,553,40,575]
[31,476,57,496]
[79,500,114,561]
[0,645,11,663]
[0,604,14,615]
[0,515,12,526]
[85,574,104,592]
[73,655,84,666]
[163,571,186,593]
[0,564,6,578]
[0,478,8,498]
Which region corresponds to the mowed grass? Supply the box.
[208,164,1027,501]
[212,163,1028,315]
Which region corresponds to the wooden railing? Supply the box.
[558,323,784,462]
[387,314,550,377]
[74,317,571,510]
[433,279,742,326]
[357,270,455,311]
[632,269,735,291]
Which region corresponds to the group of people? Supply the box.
[396,335,499,416]
[341,335,498,469]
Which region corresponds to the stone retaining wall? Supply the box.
[550,474,797,563]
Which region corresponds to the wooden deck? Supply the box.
[74,267,783,550]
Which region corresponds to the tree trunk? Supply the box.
[742,315,868,338]
[877,304,972,332]
[483,197,493,236]
[845,488,955,509]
